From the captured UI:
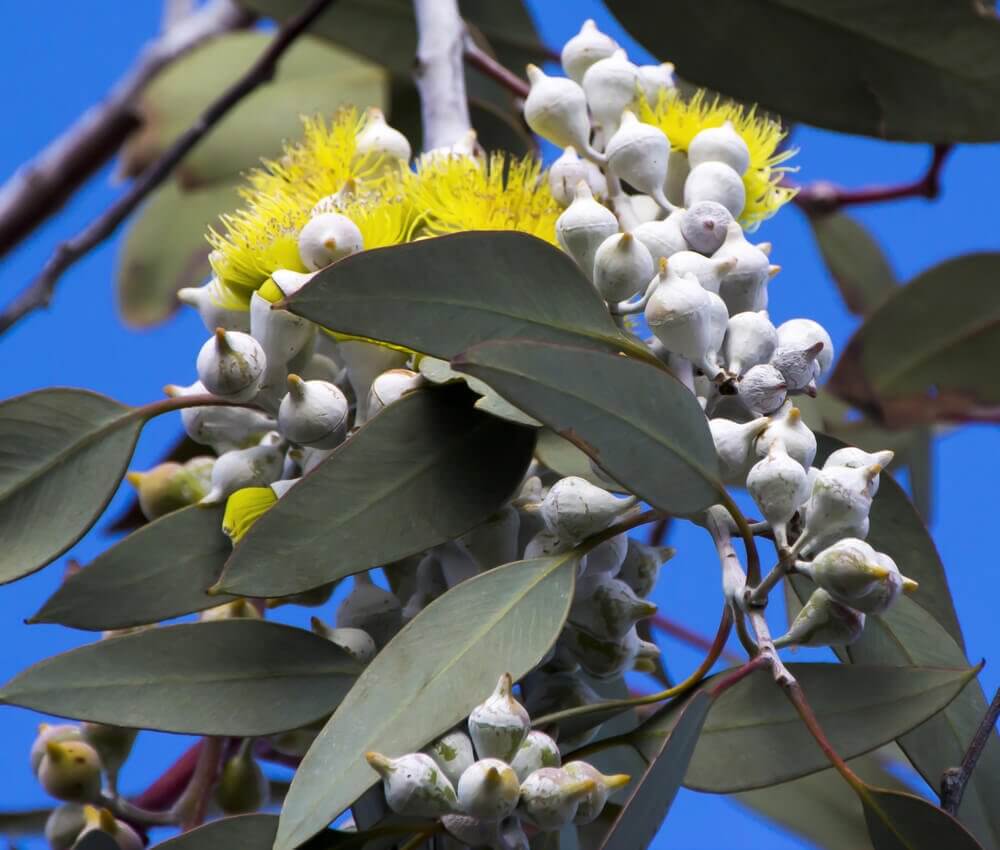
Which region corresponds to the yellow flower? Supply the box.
[638,88,798,228]
[407,152,561,244]
[222,486,278,545]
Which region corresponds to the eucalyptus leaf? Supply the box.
[286,232,641,361]
[153,814,362,849]
[453,340,722,515]
[218,384,535,598]
[603,0,1000,142]
[275,552,579,850]
[862,786,985,850]
[534,428,625,492]
[0,621,361,736]
[597,691,712,850]
[810,212,897,316]
[630,663,974,792]
[0,389,144,584]
[830,253,1000,425]
[31,506,236,631]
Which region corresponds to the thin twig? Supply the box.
[176,737,224,831]
[651,613,743,665]
[0,0,252,261]
[412,0,472,151]
[792,144,953,216]
[783,681,866,792]
[0,0,336,336]
[462,35,530,99]
[941,687,1000,814]
[131,741,203,811]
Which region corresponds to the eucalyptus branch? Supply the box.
[100,793,177,828]
[131,741,203,811]
[174,737,223,830]
[940,687,1000,814]
[412,0,472,151]
[783,682,866,792]
[651,613,743,665]
[461,36,530,99]
[0,0,336,336]
[0,0,251,262]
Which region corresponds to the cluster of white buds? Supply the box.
[366,674,629,847]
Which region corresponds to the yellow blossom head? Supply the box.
[222,486,278,545]
[638,88,797,228]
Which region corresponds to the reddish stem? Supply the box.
[646,516,670,547]
[255,739,303,769]
[463,38,530,99]
[709,654,769,698]
[131,741,204,811]
[783,681,865,790]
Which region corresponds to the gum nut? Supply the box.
[549,147,589,206]
[510,731,561,782]
[77,806,142,850]
[215,750,269,814]
[724,310,778,374]
[38,741,102,803]
[540,476,635,542]
[581,49,640,136]
[570,574,657,641]
[687,120,751,175]
[31,725,83,775]
[177,277,250,333]
[457,759,521,819]
[593,231,655,302]
[633,214,689,263]
[354,107,411,171]
[666,250,733,294]
[339,339,407,423]
[644,263,716,368]
[627,194,662,224]
[278,374,350,449]
[684,161,746,218]
[712,221,770,309]
[560,624,649,679]
[269,268,318,300]
[199,438,286,505]
[709,416,771,485]
[200,599,262,621]
[582,157,609,198]
[126,461,199,521]
[297,212,363,272]
[518,767,596,830]
[250,290,315,373]
[604,111,672,210]
[335,572,403,649]
[747,444,810,537]
[774,588,865,649]
[561,18,618,83]
[196,328,266,401]
[364,751,458,818]
[665,148,690,207]
[424,730,477,788]
[619,538,673,598]
[755,402,817,470]
[581,532,630,578]
[680,201,734,255]
[172,381,276,453]
[562,761,630,824]
[770,342,825,391]
[800,466,880,551]
[441,814,504,849]
[367,368,423,419]
[524,65,596,157]
[310,620,377,664]
[45,803,86,850]
[777,318,835,376]
[637,61,676,102]
[468,673,531,761]
[555,181,619,280]
[80,723,136,775]
[524,528,573,560]
[824,447,894,494]
[738,363,788,415]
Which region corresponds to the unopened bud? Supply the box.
[468,673,531,763]
[518,767,596,830]
[215,747,269,814]
[774,588,865,648]
[457,758,521,819]
[364,751,458,817]
[424,729,476,788]
[38,741,102,803]
[562,760,630,824]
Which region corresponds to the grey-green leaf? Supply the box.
[76,833,120,850]
[275,552,579,850]
[597,691,712,850]
[603,1,1000,142]
[152,814,361,849]
[453,340,722,515]
[286,232,641,361]
[534,428,625,492]
[810,212,897,316]
[31,506,235,631]
[0,389,143,584]
[862,786,984,850]
[631,663,974,792]
[0,621,361,735]
[218,384,535,598]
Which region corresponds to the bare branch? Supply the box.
[0,0,338,336]
[462,35,529,99]
[412,0,472,151]
[0,0,252,260]
[941,687,1000,814]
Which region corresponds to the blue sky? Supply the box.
[0,3,996,849]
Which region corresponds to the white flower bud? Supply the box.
[776,318,834,378]
[665,149,690,207]
[561,19,618,83]
[366,368,423,420]
[738,363,788,415]
[200,435,286,505]
[549,146,589,206]
[666,250,737,295]
[196,328,266,402]
[77,806,142,850]
[581,532,629,578]
[510,731,561,782]
[468,673,531,762]
[771,342,825,392]
[338,340,408,423]
[684,161,746,219]
[824,447,895,495]
[570,573,657,641]
[37,740,102,803]
[45,803,86,850]
[593,231,654,301]
[637,62,675,103]
[680,201,735,256]
[458,759,521,819]
[755,402,817,469]
[524,528,572,561]
[353,107,411,174]
[336,572,403,648]
[798,538,917,613]
[278,374,350,449]
[724,310,778,375]
[618,538,673,598]
[438,539,480,587]
[560,624,658,679]
[747,443,810,548]
[250,291,316,410]
[518,767,597,830]
[199,599,262,622]
[605,111,673,211]
[540,476,636,543]
[364,751,458,817]
[709,415,771,485]
[688,120,751,175]
[582,49,639,138]
[555,181,619,281]
[309,620,377,664]
[774,588,865,649]
[562,761,630,824]
[424,730,477,789]
[632,214,689,263]
[524,66,602,161]
[440,814,504,849]
[798,465,882,555]
[31,725,83,776]
[297,212,363,272]
[712,221,772,313]
[178,277,250,333]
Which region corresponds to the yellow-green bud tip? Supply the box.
[902,577,919,594]
[365,751,392,775]
[603,773,631,789]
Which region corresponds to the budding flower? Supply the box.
[366,368,423,420]
[684,161,746,219]
[468,673,531,762]
[215,747,270,815]
[510,730,561,782]
[709,415,771,485]
[618,538,674,598]
[581,532,629,578]
[593,232,655,302]
[44,803,86,850]
[38,740,102,803]
[633,214,689,264]
[724,310,778,376]
[666,250,737,295]
[823,447,895,495]
[798,465,882,555]
[798,538,917,613]
[77,806,142,850]
[200,434,286,505]
[679,201,734,256]
[81,722,136,790]
[518,767,597,830]
[581,49,639,138]
[712,221,771,313]
[196,328,266,402]
[177,276,250,334]
[457,759,521,819]
[353,107,411,174]
[561,19,618,83]
[737,363,788,415]
[125,456,213,521]
[364,751,458,817]
[570,573,658,641]
[687,121,751,175]
[548,146,607,206]
[297,212,364,272]
[200,599,262,621]
[746,443,810,549]
[755,402,817,470]
[524,66,602,162]
[771,341,825,392]
[560,624,659,679]
[562,760,630,824]
[278,374,350,449]
[555,181,619,281]
[424,729,477,788]
[540,476,636,543]
[637,61,676,103]
[31,725,83,775]
[169,380,276,453]
[604,111,673,211]
[336,572,403,649]
[776,319,834,379]
[774,588,865,648]
[310,619,377,664]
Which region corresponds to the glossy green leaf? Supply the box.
[597,691,711,850]
[0,621,361,736]
[286,232,641,361]
[31,506,236,631]
[275,552,579,850]
[121,33,387,185]
[862,786,984,850]
[630,663,974,792]
[810,212,897,316]
[830,253,1000,425]
[453,340,722,515]
[218,384,535,598]
[117,181,240,328]
[603,1,1000,142]
[0,389,143,584]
